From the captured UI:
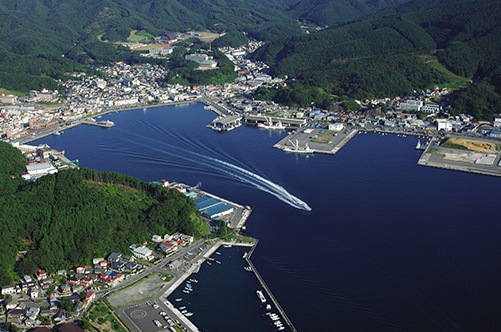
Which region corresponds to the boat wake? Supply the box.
[117,127,312,211]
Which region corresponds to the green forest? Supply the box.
[0,142,206,285]
[251,0,501,119]
[165,42,237,86]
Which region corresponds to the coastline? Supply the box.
[12,99,205,145]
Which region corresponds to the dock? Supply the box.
[274,127,358,155]
[417,136,501,177]
[245,241,297,332]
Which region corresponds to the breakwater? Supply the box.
[245,240,297,332]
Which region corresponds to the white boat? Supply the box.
[282,139,314,154]
[53,131,61,136]
[184,312,193,317]
[256,290,266,303]
[183,290,190,294]
[175,298,182,302]
[257,117,286,130]
[243,252,247,259]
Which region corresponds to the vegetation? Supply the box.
[166,47,237,86]
[312,131,336,144]
[439,138,469,150]
[212,31,249,48]
[0,142,205,285]
[252,0,501,119]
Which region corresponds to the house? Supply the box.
[110,261,126,271]
[75,265,86,274]
[98,273,111,283]
[493,115,501,128]
[179,234,193,244]
[6,308,26,319]
[152,235,163,242]
[35,269,47,281]
[67,275,82,285]
[59,283,72,295]
[23,275,33,283]
[108,252,122,262]
[58,322,85,332]
[57,269,67,276]
[124,262,140,272]
[92,258,107,269]
[20,280,35,291]
[53,309,67,322]
[29,287,39,299]
[1,285,15,295]
[159,241,178,253]
[33,327,52,332]
[84,291,96,304]
[4,296,19,310]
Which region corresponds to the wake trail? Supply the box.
[117,128,311,211]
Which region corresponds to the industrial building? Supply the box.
[194,195,234,218]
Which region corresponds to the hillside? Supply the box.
[0,0,423,93]
[251,0,501,118]
[0,143,206,285]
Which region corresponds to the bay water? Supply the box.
[33,104,501,331]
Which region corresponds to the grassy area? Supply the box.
[193,213,209,238]
[312,130,336,143]
[0,88,26,97]
[439,138,469,150]
[128,30,155,42]
[423,55,470,90]
[88,299,129,332]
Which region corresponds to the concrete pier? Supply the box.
[417,136,501,177]
[245,240,297,332]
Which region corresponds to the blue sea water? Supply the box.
[32,104,501,331]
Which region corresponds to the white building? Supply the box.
[493,115,501,128]
[399,100,423,111]
[422,104,440,113]
[132,246,154,261]
[328,123,344,131]
[26,163,58,178]
[1,285,15,295]
[436,119,452,131]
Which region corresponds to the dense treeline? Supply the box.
[211,32,249,48]
[166,48,237,86]
[251,0,501,117]
[0,142,27,176]
[0,144,205,285]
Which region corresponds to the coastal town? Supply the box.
[1,35,501,332]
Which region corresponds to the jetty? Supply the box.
[245,240,297,332]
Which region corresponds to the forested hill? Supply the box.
[251,0,501,118]
[0,143,206,285]
[285,0,410,27]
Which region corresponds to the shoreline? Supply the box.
[12,99,206,145]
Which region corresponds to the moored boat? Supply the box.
[256,290,266,303]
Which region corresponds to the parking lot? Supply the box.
[122,301,177,331]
